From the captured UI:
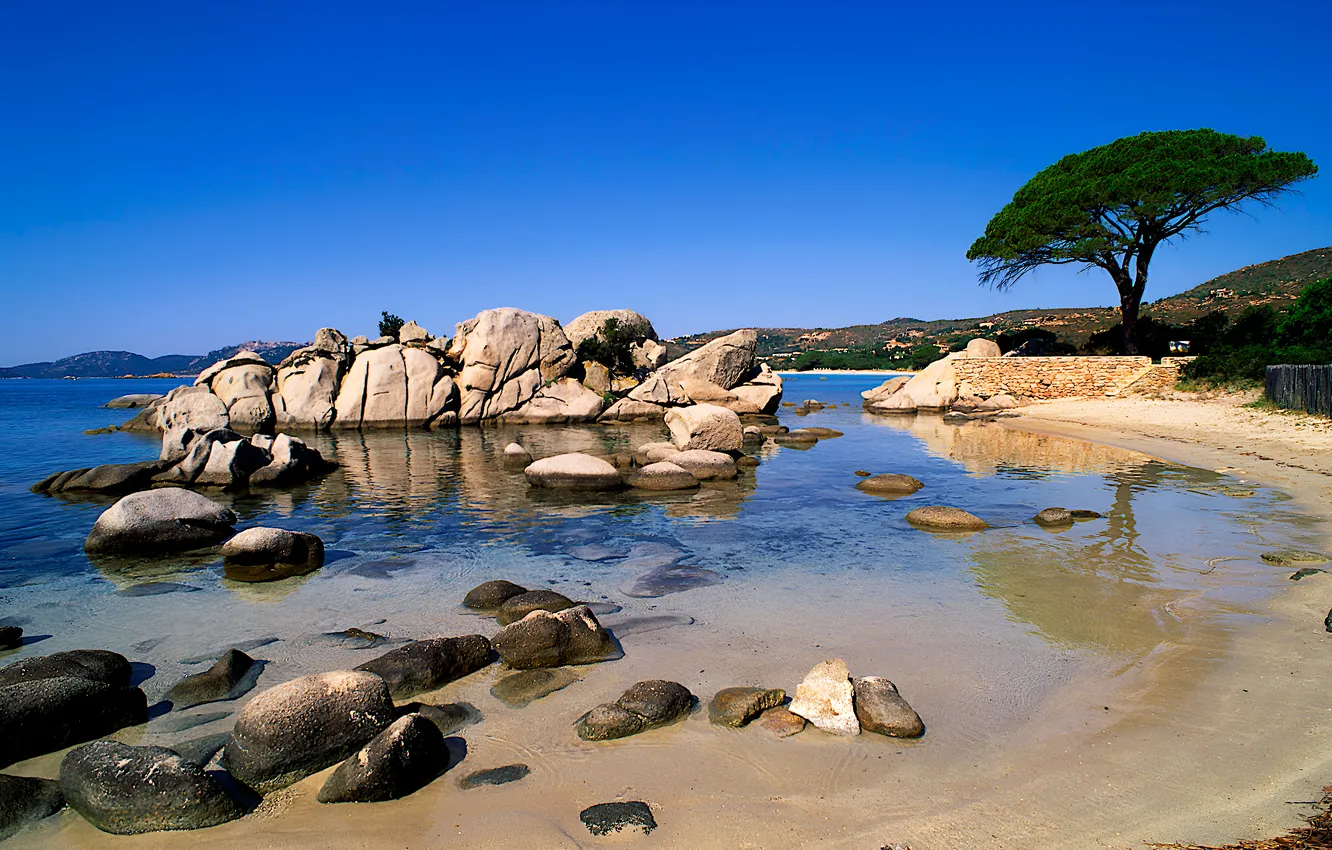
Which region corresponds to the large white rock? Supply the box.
[664,404,743,452]
[159,386,231,461]
[274,352,343,430]
[633,339,668,370]
[965,338,1001,358]
[333,344,455,428]
[397,320,429,343]
[84,489,237,554]
[677,378,738,404]
[523,453,623,491]
[195,351,268,386]
[788,659,860,736]
[448,308,577,423]
[628,329,757,405]
[599,398,667,422]
[503,378,604,423]
[667,449,737,481]
[564,309,656,348]
[209,363,272,408]
[861,375,910,404]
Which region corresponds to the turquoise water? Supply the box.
[0,373,1317,693]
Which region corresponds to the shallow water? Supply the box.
[1,375,1323,848]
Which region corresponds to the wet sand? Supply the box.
[8,406,1332,849]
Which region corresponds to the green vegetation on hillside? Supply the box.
[967,129,1318,353]
[1182,275,1332,382]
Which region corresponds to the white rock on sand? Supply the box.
[788,659,860,736]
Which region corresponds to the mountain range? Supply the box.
[0,341,307,380]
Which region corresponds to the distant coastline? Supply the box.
[776,369,910,376]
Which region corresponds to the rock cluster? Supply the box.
[576,680,693,741]
[862,339,1021,416]
[491,606,619,669]
[786,659,925,739]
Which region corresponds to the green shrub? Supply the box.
[378,311,405,339]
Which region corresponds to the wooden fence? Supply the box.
[1266,364,1332,416]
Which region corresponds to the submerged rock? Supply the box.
[491,668,580,708]
[580,801,657,836]
[1032,507,1074,527]
[788,659,859,736]
[502,443,533,468]
[165,649,256,709]
[317,714,448,804]
[1263,549,1328,566]
[496,590,576,626]
[221,527,324,582]
[855,474,924,495]
[708,687,786,727]
[576,680,692,741]
[852,677,924,738]
[0,773,64,840]
[463,579,529,611]
[905,506,988,531]
[628,461,699,491]
[223,671,395,792]
[354,635,493,698]
[1069,509,1104,519]
[84,489,237,555]
[458,763,530,789]
[667,449,737,481]
[492,606,619,669]
[60,741,242,834]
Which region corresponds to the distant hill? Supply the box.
[672,246,1332,361]
[0,340,307,379]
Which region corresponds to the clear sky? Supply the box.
[2,1,1329,365]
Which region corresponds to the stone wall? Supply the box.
[952,357,1154,400]
[1120,356,1197,396]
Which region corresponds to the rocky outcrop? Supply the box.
[272,329,351,430]
[333,344,458,428]
[84,489,237,554]
[629,329,759,406]
[664,404,743,452]
[223,671,396,792]
[60,741,243,834]
[599,398,667,422]
[197,351,276,433]
[32,460,172,495]
[501,377,603,423]
[159,386,231,461]
[449,308,577,423]
[729,364,784,414]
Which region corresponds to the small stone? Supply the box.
[502,443,533,468]
[856,474,924,495]
[317,714,448,804]
[459,764,530,789]
[852,677,924,738]
[576,680,692,741]
[524,453,623,491]
[788,659,859,736]
[1291,568,1324,581]
[575,703,645,741]
[490,668,580,708]
[801,427,843,438]
[221,528,324,582]
[1033,507,1074,527]
[497,590,576,626]
[854,470,872,477]
[463,580,528,611]
[1069,509,1103,519]
[0,627,21,651]
[580,801,656,836]
[905,506,988,531]
[708,687,786,727]
[628,461,699,491]
[165,649,256,709]
[757,706,806,738]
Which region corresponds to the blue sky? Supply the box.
[2,1,1329,364]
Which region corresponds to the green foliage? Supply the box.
[378,311,405,339]
[1182,276,1332,382]
[967,129,1318,351]
[576,317,640,378]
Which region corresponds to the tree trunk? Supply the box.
[1119,293,1141,355]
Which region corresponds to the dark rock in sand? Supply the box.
[577,680,692,741]
[221,528,324,582]
[0,773,64,841]
[491,668,580,708]
[856,473,924,495]
[496,590,576,626]
[458,763,530,789]
[0,648,131,688]
[619,565,723,598]
[1325,609,1332,633]
[317,714,448,804]
[0,674,147,768]
[396,701,481,736]
[1033,507,1074,527]
[492,605,619,669]
[354,635,493,698]
[1291,568,1324,581]
[223,671,395,792]
[580,801,657,836]
[84,489,237,555]
[166,649,256,709]
[708,687,786,727]
[1069,509,1103,519]
[0,627,21,651]
[463,579,528,611]
[60,741,242,834]
[852,677,924,738]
